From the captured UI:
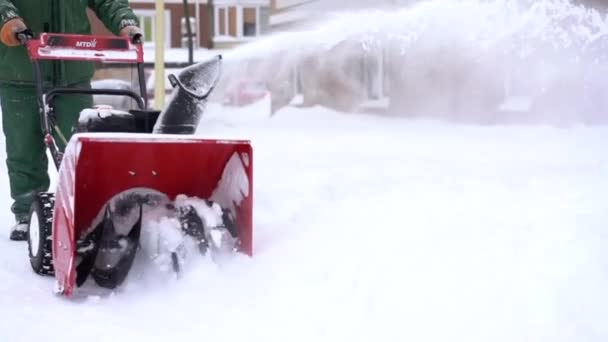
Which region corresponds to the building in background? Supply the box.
[88,1,211,49]
[267,0,414,32]
[213,0,271,48]
[88,0,271,51]
[87,0,272,101]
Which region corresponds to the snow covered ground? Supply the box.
[1,97,607,341]
[2,0,608,340]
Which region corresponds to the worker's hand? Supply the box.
[120,25,143,44]
[0,18,28,47]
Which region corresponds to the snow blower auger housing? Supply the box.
[18,32,253,297]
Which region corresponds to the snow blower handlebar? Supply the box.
[19,32,147,105]
[19,32,145,63]
[18,32,149,169]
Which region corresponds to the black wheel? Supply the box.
[27,192,55,276]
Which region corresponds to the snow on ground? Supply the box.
[0,98,607,341]
[0,1,605,339]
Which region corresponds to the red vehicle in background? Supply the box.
[223,79,268,107]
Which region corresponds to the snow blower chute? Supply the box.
[18,32,253,297]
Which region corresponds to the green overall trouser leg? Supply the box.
[0,83,93,222]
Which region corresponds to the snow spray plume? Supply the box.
[153,55,222,134]
[219,0,608,125]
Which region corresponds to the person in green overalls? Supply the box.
[0,0,142,240]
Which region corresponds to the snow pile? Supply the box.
[174,195,225,228]
[126,193,235,275]
[139,216,187,273]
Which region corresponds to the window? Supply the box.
[215,6,234,37]
[243,7,257,37]
[181,17,198,48]
[141,16,153,42]
[218,8,227,35]
[136,12,154,43]
[214,5,263,40]
[292,63,302,96]
[362,48,388,100]
[133,9,171,47]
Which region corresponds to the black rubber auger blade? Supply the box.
[177,204,209,255]
[91,203,143,289]
[75,206,110,287]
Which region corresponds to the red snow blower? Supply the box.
[17,31,253,297]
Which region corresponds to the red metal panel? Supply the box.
[52,138,78,295]
[53,134,253,296]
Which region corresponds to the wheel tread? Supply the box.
[28,192,55,276]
